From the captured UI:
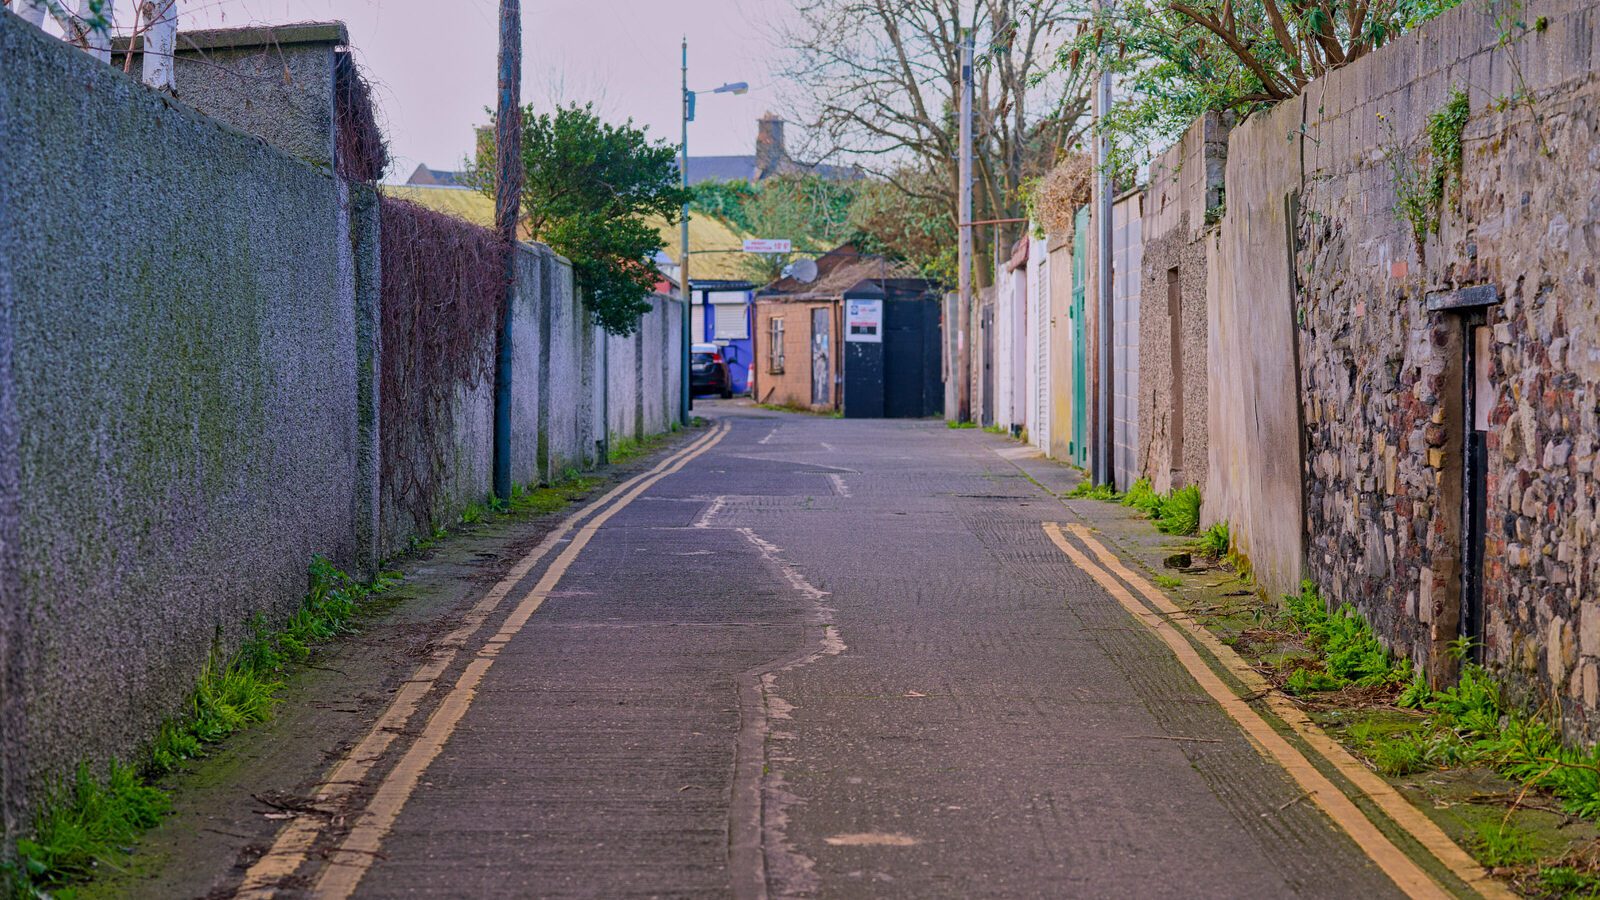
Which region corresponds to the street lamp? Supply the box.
[679,36,746,425]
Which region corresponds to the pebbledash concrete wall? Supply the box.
[377,235,681,558]
[0,16,685,838]
[604,294,679,443]
[1288,0,1600,721]
[1139,114,1225,495]
[0,14,364,839]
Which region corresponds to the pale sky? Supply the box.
[91,0,797,181]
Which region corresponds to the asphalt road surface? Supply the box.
[308,405,1405,898]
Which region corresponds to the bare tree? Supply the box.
[778,0,1090,273]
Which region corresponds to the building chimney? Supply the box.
[755,113,786,179]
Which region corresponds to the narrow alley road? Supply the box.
[251,406,1407,898]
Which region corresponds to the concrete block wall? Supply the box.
[382,238,684,553]
[606,295,680,442]
[508,246,548,489]
[608,328,641,441]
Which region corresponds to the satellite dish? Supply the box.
[789,258,819,284]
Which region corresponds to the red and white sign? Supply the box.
[742,238,793,254]
[845,299,883,343]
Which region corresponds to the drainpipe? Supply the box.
[599,326,610,464]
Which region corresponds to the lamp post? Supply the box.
[679,36,746,426]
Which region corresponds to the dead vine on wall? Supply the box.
[378,197,505,533]
[335,51,386,183]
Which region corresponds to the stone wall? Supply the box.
[1138,114,1225,494]
[1288,0,1600,727]
[1,14,363,834]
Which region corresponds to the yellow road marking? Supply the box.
[1042,522,1448,900]
[1066,524,1513,900]
[236,422,729,898]
[310,422,730,899]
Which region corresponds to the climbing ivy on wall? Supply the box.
[1386,88,1471,258]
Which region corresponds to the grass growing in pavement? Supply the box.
[1066,480,1120,500]
[506,475,598,516]
[4,559,398,899]
[1072,477,1203,537]
[1227,580,1600,891]
[946,420,978,429]
[6,763,170,895]
[756,402,842,418]
[1154,574,1182,590]
[1196,521,1230,559]
[1154,485,1202,536]
[1471,820,1541,868]
[1280,581,1410,692]
[1121,477,1160,516]
[609,432,670,465]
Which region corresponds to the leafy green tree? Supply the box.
[689,181,759,233]
[470,103,688,334]
[846,170,958,285]
[1056,0,1461,173]
[691,174,860,283]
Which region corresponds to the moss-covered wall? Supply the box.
[0,15,687,837]
[0,14,362,833]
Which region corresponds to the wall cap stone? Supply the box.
[113,21,348,53]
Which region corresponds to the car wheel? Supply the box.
[720,388,733,399]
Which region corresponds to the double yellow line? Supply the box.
[1044,522,1511,900]
[238,422,731,899]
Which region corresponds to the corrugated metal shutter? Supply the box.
[1031,237,1050,452]
[713,302,748,340]
[1112,203,1142,490]
[691,303,705,344]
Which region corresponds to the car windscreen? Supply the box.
[692,353,717,365]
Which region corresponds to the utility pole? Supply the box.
[679,37,692,426]
[1092,0,1114,488]
[956,27,974,424]
[492,0,522,502]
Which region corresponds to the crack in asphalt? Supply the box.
[724,522,844,900]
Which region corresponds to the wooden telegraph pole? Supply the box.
[492,0,523,502]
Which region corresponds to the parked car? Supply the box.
[690,343,734,398]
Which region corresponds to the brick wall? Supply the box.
[752,300,840,411]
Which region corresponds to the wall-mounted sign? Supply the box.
[845,299,883,343]
[742,238,792,254]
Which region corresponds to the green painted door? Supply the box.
[1070,207,1089,468]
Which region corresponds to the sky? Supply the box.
[90,0,798,181]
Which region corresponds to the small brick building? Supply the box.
[751,247,914,412]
